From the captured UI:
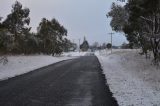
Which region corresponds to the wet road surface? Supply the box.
[0,56,118,106]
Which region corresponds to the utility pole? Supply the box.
[78,38,81,53]
[108,32,114,53]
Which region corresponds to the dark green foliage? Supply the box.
[0,17,13,54]
[0,1,70,55]
[106,43,112,49]
[107,3,128,32]
[23,33,39,54]
[37,18,68,55]
[121,42,130,49]
[3,1,31,53]
[126,0,160,63]
[62,38,77,52]
[108,0,160,64]
[0,29,13,53]
[80,37,89,51]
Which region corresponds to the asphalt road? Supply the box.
[0,56,118,106]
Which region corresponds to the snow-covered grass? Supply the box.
[62,51,88,57]
[0,52,88,81]
[96,49,160,106]
[0,51,88,81]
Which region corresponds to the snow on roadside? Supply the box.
[62,51,87,57]
[96,49,160,106]
[0,55,75,81]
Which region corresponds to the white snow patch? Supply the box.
[0,55,75,81]
[62,51,88,57]
[96,49,160,106]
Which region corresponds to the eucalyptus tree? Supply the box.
[126,0,160,63]
[108,0,160,63]
[3,1,31,53]
[107,3,128,32]
[37,18,67,55]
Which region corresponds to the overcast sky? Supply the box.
[0,0,127,46]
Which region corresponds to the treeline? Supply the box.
[0,1,76,55]
[107,0,160,64]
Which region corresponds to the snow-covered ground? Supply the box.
[0,52,87,81]
[62,51,88,57]
[96,49,160,106]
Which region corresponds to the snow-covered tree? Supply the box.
[80,37,89,51]
[37,18,67,55]
[3,1,31,53]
